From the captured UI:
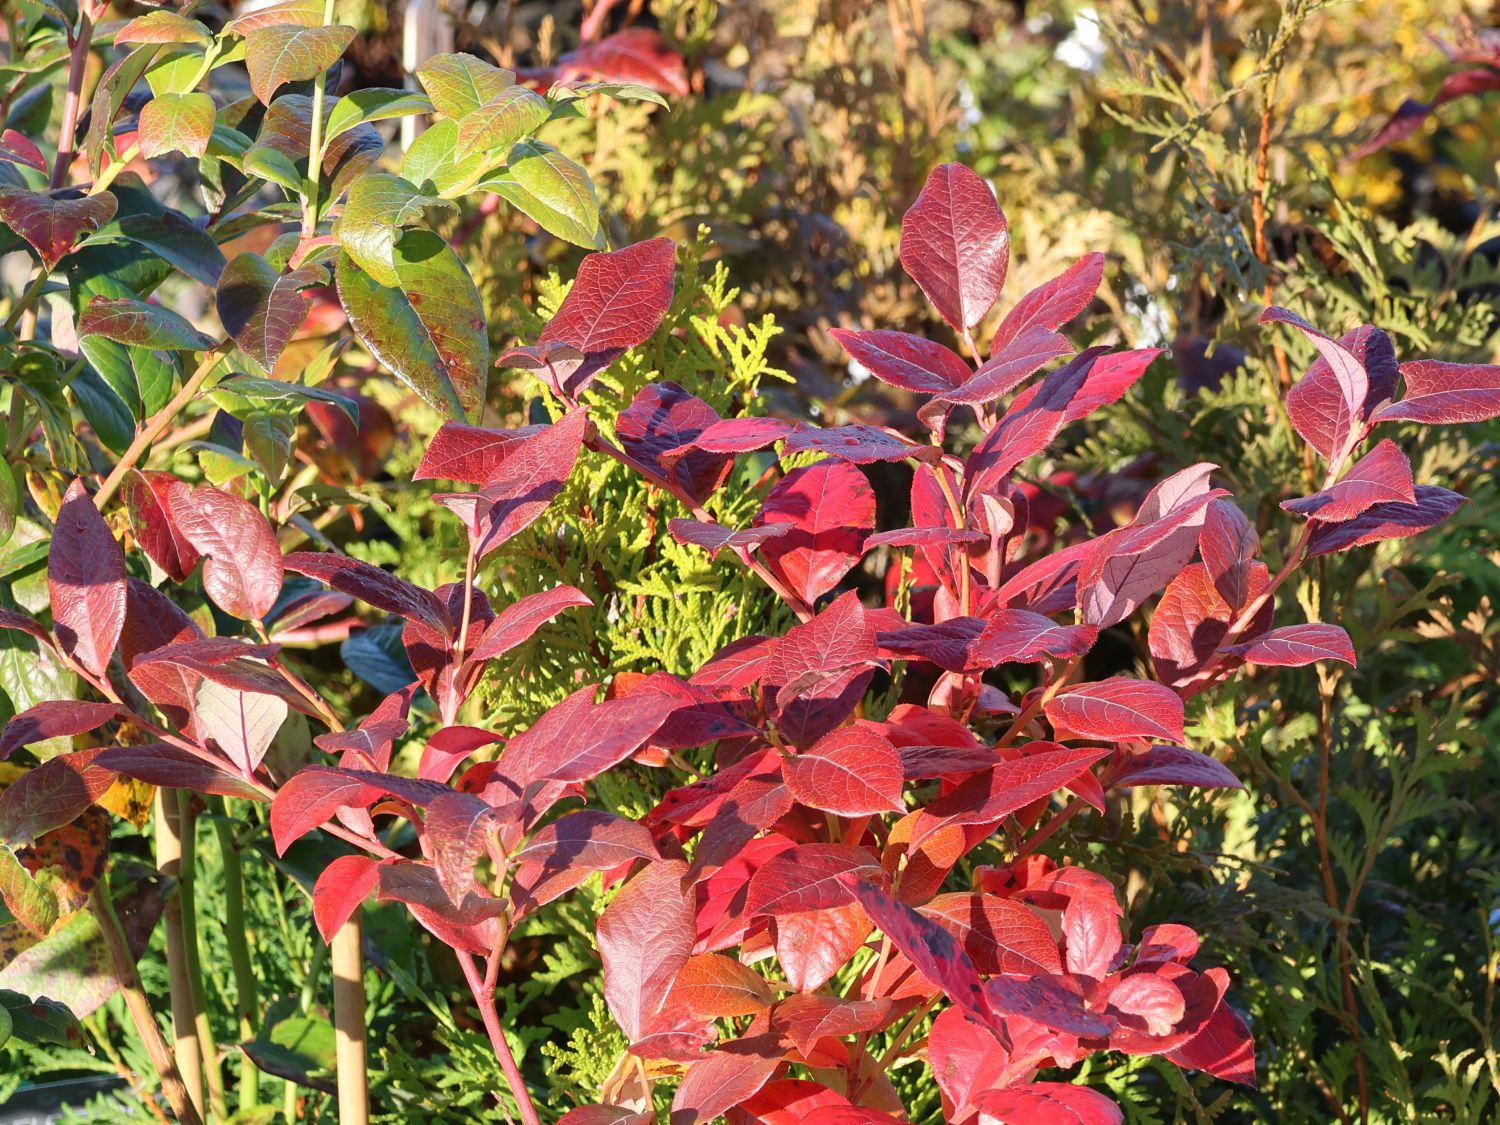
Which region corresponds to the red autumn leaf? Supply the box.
[167,482,283,621]
[283,552,450,634]
[762,593,879,746]
[840,876,988,1019]
[973,1083,1124,1125]
[0,701,121,761]
[662,952,775,1020]
[745,843,882,916]
[691,634,775,691]
[1261,307,1371,462]
[964,349,1106,497]
[783,726,906,816]
[436,408,588,560]
[668,1025,784,1124]
[0,129,46,173]
[1164,997,1256,1087]
[1063,891,1124,978]
[617,382,732,504]
[1045,677,1186,743]
[827,328,970,393]
[913,744,1109,842]
[1373,358,1500,425]
[1107,744,1242,790]
[1305,485,1467,557]
[920,892,1063,975]
[781,422,937,465]
[1198,498,1259,612]
[928,1008,1010,1117]
[270,765,388,854]
[753,460,874,607]
[95,744,263,801]
[739,1080,859,1125]
[991,251,1105,351]
[418,725,500,783]
[661,416,793,461]
[1351,68,1500,159]
[556,28,690,97]
[899,163,1009,332]
[48,479,127,678]
[425,790,502,903]
[0,609,51,646]
[1148,562,1270,689]
[773,902,872,992]
[509,810,659,914]
[504,684,675,790]
[122,470,201,582]
[878,613,1095,674]
[597,858,694,1042]
[866,526,987,549]
[468,585,591,664]
[926,325,1074,412]
[1037,346,1162,425]
[414,422,548,484]
[537,237,677,394]
[0,749,114,847]
[557,1108,651,1125]
[1281,439,1416,522]
[669,519,792,559]
[126,638,314,721]
[1106,973,1186,1035]
[312,854,384,942]
[315,687,415,772]
[1220,623,1356,667]
[770,994,897,1055]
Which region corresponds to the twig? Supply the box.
[50,12,93,188]
[458,951,542,1125]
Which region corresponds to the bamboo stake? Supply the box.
[332,913,369,1125]
[155,788,205,1119]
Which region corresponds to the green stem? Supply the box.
[178,797,229,1121]
[4,269,51,334]
[302,0,338,236]
[211,798,261,1110]
[89,140,139,196]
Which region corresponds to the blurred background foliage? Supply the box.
[3,0,1498,1121]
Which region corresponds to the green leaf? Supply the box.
[138,92,216,159]
[485,140,603,249]
[242,145,303,194]
[115,11,213,46]
[69,365,137,453]
[415,53,514,119]
[0,848,57,938]
[77,295,218,350]
[332,172,453,288]
[336,230,489,421]
[323,88,433,146]
[215,251,326,372]
[244,24,355,104]
[0,463,17,548]
[454,85,550,160]
[242,1000,337,1093]
[210,373,358,423]
[0,990,83,1047]
[399,117,488,198]
[242,410,297,483]
[145,46,206,97]
[76,211,228,288]
[554,80,670,109]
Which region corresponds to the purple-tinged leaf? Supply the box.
[557,1107,651,1125]
[1045,677,1186,743]
[0,609,50,646]
[1305,485,1468,557]
[899,163,1008,332]
[1282,439,1415,522]
[0,130,46,173]
[878,613,1095,674]
[1148,562,1269,689]
[617,382,731,503]
[1108,745,1242,791]
[414,422,548,484]
[866,526,987,549]
[283,551,450,634]
[841,876,988,1019]
[48,479,127,678]
[77,296,218,351]
[1055,347,1162,423]
[94,744,264,801]
[1373,359,1500,425]
[754,460,874,607]
[0,187,117,271]
[826,328,970,393]
[426,791,501,903]
[691,634,775,691]
[510,810,658,914]
[167,482,283,621]
[782,422,938,464]
[217,251,325,373]
[597,858,694,1042]
[1262,307,1369,463]
[1351,68,1500,160]
[193,679,288,777]
[122,470,201,583]
[505,685,675,790]
[436,409,588,561]
[1198,498,1259,612]
[468,585,591,664]
[0,702,121,761]
[668,519,791,559]
[537,237,677,395]
[761,593,879,746]
[984,974,1116,1038]
[745,843,882,916]
[1221,623,1356,667]
[926,325,1073,411]
[312,854,383,943]
[991,252,1105,351]
[913,744,1109,842]
[661,416,792,460]
[784,726,906,816]
[128,638,316,716]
